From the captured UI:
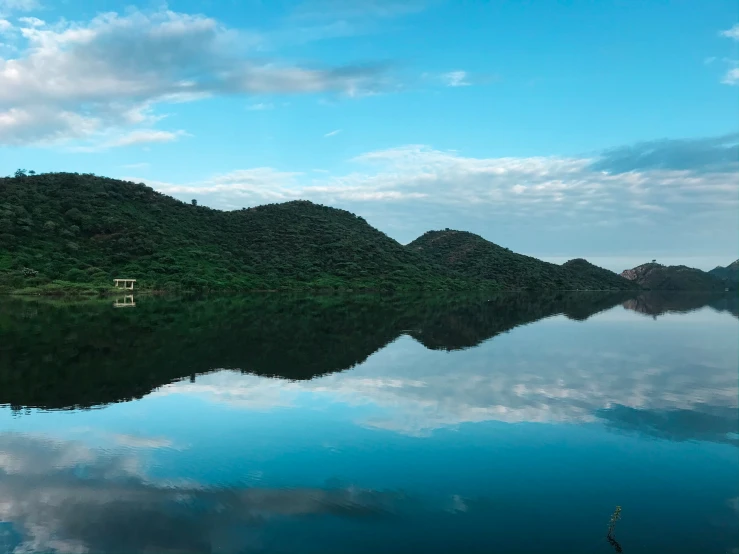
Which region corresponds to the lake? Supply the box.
[0,292,737,554]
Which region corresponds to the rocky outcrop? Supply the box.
[620,263,658,282]
[620,262,733,291]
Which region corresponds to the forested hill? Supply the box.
[0,172,643,293]
[0,172,471,292]
[406,230,638,291]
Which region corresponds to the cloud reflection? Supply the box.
[0,434,410,554]
[153,311,738,441]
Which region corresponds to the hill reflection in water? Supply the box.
[0,292,737,554]
[0,291,736,414]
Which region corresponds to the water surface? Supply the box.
[1,292,737,553]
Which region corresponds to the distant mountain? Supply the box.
[620,263,733,291]
[709,260,739,283]
[406,230,638,291]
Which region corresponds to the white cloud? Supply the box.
[127,136,738,259]
[0,0,39,14]
[71,129,188,152]
[107,129,187,148]
[128,142,738,235]
[721,66,739,85]
[442,70,470,87]
[130,168,304,209]
[718,25,739,85]
[324,128,341,137]
[18,15,43,26]
[0,8,392,146]
[0,18,11,31]
[720,23,739,40]
[246,102,274,110]
[0,106,101,144]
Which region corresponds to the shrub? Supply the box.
[65,268,90,282]
[64,208,83,223]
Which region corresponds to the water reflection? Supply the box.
[113,295,135,308]
[4,291,734,410]
[0,434,409,554]
[2,291,638,409]
[1,292,737,440]
[622,291,738,318]
[0,292,737,553]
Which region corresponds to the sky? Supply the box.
[0,0,737,271]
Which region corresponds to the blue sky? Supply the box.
[0,0,737,270]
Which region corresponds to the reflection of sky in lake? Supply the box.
[0,305,737,553]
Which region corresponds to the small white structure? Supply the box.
[114,278,136,290]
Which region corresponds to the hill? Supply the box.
[709,260,739,283]
[0,172,474,293]
[406,230,638,291]
[561,258,638,290]
[620,263,733,291]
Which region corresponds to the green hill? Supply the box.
[406,230,638,291]
[561,258,639,290]
[620,263,733,291]
[709,260,739,283]
[0,172,474,293]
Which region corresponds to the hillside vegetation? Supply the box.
[620,263,734,291]
[3,172,725,293]
[0,172,642,293]
[0,172,473,293]
[406,230,638,291]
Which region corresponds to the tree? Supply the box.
[28,170,36,176]
[192,199,197,206]
[14,169,27,178]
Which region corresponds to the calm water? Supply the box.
[0,292,737,554]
